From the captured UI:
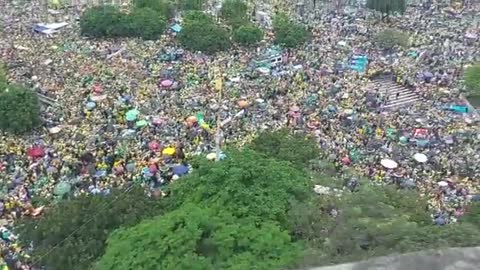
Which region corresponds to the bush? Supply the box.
[464,64,480,96]
[375,29,409,49]
[178,0,205,10]
[80,6,166,40]
[183,10,214,24]
[133,0,174,19]
[273,13,308,48]
[233,24,263,46]
[0,83,41,134]
[179,14,231,54]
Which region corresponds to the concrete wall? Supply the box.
[306,247,480,270]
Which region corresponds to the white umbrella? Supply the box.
[49,126,62,134]
[413,153,428,163]
[344,109,354,115]
[380,158,398,169]
[438,181,448,187]
[90,94,107,102]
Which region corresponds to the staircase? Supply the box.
[368,79,421,110]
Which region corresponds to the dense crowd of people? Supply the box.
[1,1,479,268]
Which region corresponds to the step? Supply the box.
[384,97,420,109]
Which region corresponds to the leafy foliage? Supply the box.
[16,187,165,270]
[375,29,409,49]
[0,83,40,134]
[96,205,303,270]
[127,8,167,40]
[177,0,205,10]
[233,24,263,46]
[80,6,125,38]
[179,13,231,54]
[132,0,174,19]
[220,0,249,28]
[464,64,480,96]
[250,129,320,169]
[80,6,166,39]
[167,149,312,228]
[366,0,406,16]
[273,13,309,48]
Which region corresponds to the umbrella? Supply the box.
[86,102,96,110]
[93,84,103,93]
[413,153,428,163]
[206,153,216,160]
[153,117,165,125]
[54,182,71,196]
[49,126,62,134]
[149,141,160,151]
[27,147,45,158]
[438,181,448,187]
[172,165,189,176]
[380,158,398,169]
[90,94,107,102]
[162,147,175,156]
[136,120,148,128]
[126,109,139,121]
[344,109,354,115]
[161,80,173,87]
[423,71,433,78]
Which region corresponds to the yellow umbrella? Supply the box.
[206,153,216,160]
[162,147,175,156]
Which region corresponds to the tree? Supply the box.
[179,14,231,54]
[128,8,167,40]
[80,6,125,38]
[273,13,309,48]
[250,129,320,169]
[16,187,165,270]
[166,150,312,228]
[367,0,406,18]
[133,0,174,19]
[233,24,263,46]
[178,0,205,10]
[183,10,214,24]
[96,205,303,270]
[375,29,409,49]
[220,0,248,27]
[80,6,167,39]
[464,64,480,96]
[0,83,41,134]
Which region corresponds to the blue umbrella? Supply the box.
[172,165,189,176]
[86,102,96,110]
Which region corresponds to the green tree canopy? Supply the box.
[375,29,410,49]
[220,0,249,27]
[16,187,165,270]
[96,205,303,270]
[272,13,309,48]
[80,6,166,39]
[0,83,41,134]
[133,0,174,19]
[127,8,167,40]
[167,149,312,228]
[177,0,205,10]
[179,13,231,54]
[80,6,125,38]
[233,24,263,46]
[464,64,480,96]
[367,0,406,17]
[250,129,320,169]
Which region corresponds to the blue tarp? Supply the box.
[443,105,469,113]
[171,24,182,33]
